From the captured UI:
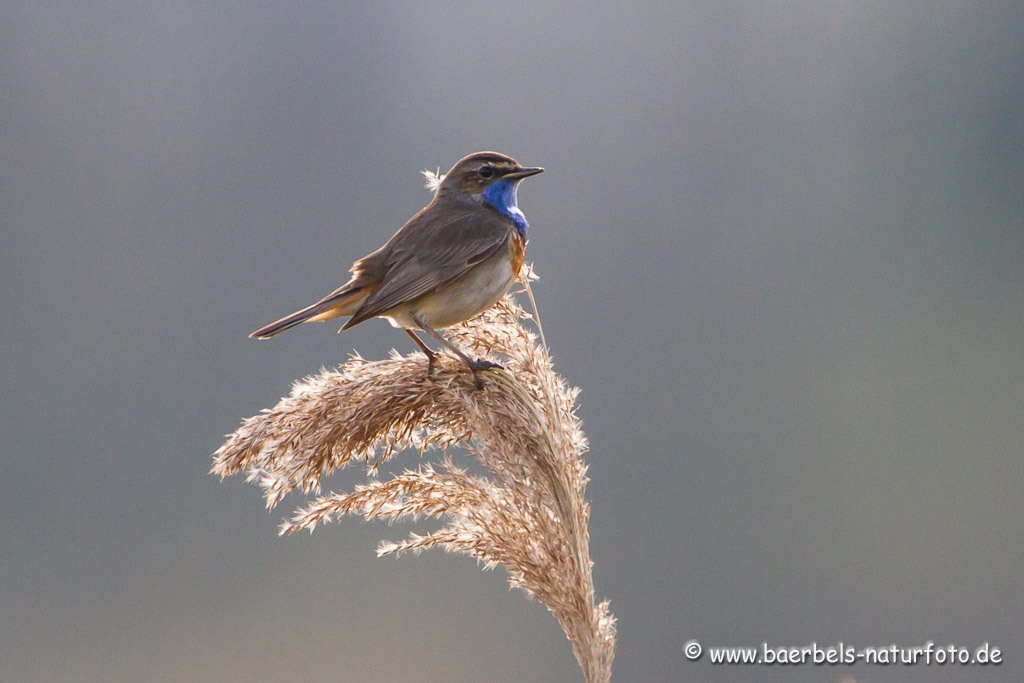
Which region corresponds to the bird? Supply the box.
[250,151,544,387]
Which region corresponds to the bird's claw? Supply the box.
[467,358,502,389]
[467,358,502,371]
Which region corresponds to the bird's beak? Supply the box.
[504,166,544,180]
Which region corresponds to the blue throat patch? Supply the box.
[481,178,529,236]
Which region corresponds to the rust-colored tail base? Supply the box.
[250,285,371,339]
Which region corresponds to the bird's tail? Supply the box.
[249,285,372,339]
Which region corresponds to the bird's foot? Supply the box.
[466,358,502,389]
[467,358,503,371]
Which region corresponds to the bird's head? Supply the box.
[427,152,542,235]
[435,151,543,200]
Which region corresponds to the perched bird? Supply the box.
[250,151,544,386]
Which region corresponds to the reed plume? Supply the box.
[212,270,616,682]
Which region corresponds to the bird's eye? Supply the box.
[478,165,494,179]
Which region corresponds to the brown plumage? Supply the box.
[250,151,542,385]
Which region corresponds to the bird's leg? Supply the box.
[404,328,436,377]
[413,316,501,388]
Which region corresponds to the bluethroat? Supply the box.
[250,151,543,386]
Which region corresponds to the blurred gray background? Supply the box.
[2,3,1022,681]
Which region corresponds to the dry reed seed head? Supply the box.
[213,277,615,683]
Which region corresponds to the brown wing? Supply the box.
[342,201,512,329]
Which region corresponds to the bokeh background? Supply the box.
[3,3,1022,681]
